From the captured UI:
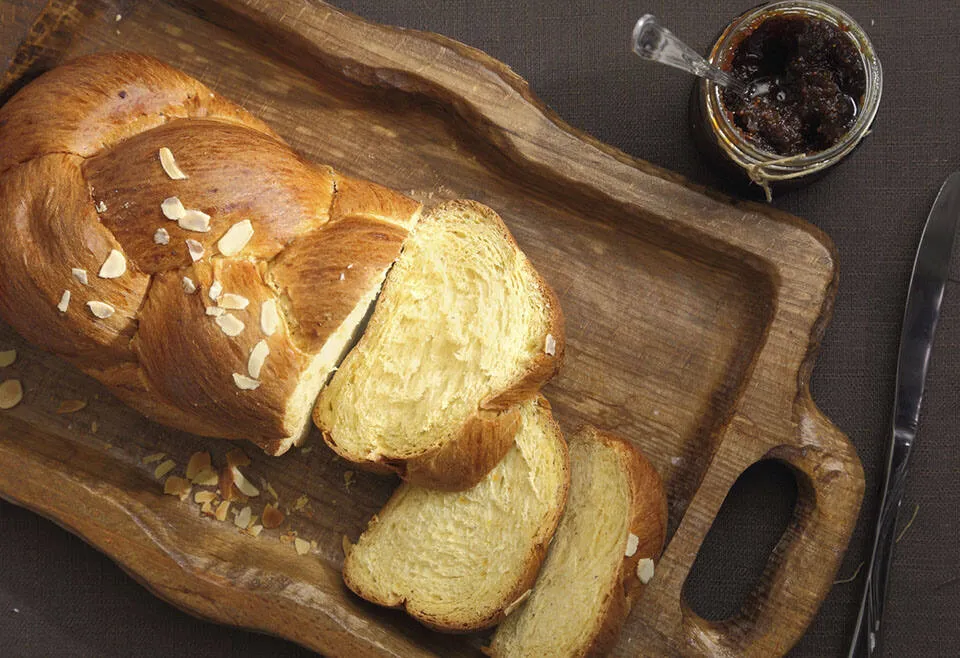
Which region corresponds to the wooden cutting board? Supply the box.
[0,1,864,656]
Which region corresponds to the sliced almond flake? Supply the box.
[232,467,260,497]
[163,476,192,501]
[504,589,533,617]
[338,272,345,281]
[260,299,279,336]
[153,459,176,479]
[265,481,279,502]
[142,452,166,464]
[0,379,23,410]
[186,239,205,262]
[182,276,197,294]
[159,147,188,180]
[191,467,219,486]
[205,306,225,317]
[343,471,355,490]
[71,268,89,285]
[90,421,98,434]
[292,494,310,512]
[245,524,264,538]
[200,500,214,516]
[56,399,87,414]
[87,301,115,319]
[194,490,217,504]
[95,200,107,213]
[262,504,284,529]
[98,249,127,279]
[178,209,211,233]
[217,219,254,256]
[637,558,656,585]
[160,196,186,220]
[226,448,251,468]
[544,333,557,356]
[625,533,640,558]
[218,293,249,310]
[347,263,354,269]
[57,290,71,313]
[153,227,170,245]
[214,500,231,521]
[186,451,211,480]
[294,537,310,556]
[208,280,223,301]
[234,505,252,529]
[280,531,297,544]
[215,313,245,336]
[247,340,270,379]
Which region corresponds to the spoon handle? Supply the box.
[632,14,746,92]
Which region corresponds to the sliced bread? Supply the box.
[341,396,569,632]
[488,427,668,658]
[314,200,564,490]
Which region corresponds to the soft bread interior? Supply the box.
[491,433,633,657]
[316,201,553,459]
[279,267,390,452]
[342,398,568,630]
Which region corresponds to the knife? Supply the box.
[848,171,960,657]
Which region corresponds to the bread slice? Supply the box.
[488,427,668,658]
[342,396,569,632]
[314,200,564,489]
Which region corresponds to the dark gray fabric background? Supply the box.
[1,1,958,656]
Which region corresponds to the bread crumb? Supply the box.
[142,452,166,464]
[186,452,211,480]
[55,399,87,414]
[234,505,252,529]
[292,494,310,512]
[154,459,176,479]
[262,503,284,529]
[215,500,231,521]
[637,558,655,584]
[294,537,310,555]
[163,476,192,501]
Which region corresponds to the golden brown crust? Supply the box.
[316,199,564,487]
[579,427,668,658]
[0,52,420,452]
[343,396,570,633]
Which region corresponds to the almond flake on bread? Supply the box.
[153,227,170,245]
[248,340,269,379]
[178,209,211,233]
[315,201,564,490]
[181,276,197,294]
[489,427,668,658]
[218,293,249,310]
[71,268,88,285]
[161,196,186,220]
[342,397,569,632]
[87,301,115,319]
[208,280,223,301]
[215,313,244,336]
[186,239,204,262]
[233,373,260,390]
[217,219,254,256]
[57,290,71,313]
[159,147,188,180]
[98,249,126,279]
[259,299,279,336]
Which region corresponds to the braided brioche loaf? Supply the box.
[0,52,420,455]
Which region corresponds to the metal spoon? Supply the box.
[632,14,748,94]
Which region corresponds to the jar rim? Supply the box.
[704,0,883,180]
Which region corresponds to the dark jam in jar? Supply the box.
[720,15,866,156]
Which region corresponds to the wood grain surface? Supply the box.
[0,1,864,656]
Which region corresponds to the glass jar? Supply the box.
[690,1,882,199]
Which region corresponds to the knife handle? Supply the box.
[848,436,913,657]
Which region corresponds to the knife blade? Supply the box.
[848,171,960,657]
